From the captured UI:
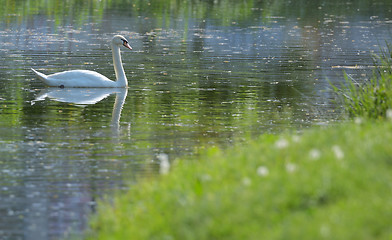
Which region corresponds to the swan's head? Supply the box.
[112,35,132,50]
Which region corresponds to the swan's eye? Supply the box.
[121,39,132,50]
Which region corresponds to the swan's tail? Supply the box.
[31,68,48,83]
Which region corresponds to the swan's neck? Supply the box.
[111,44,128,87]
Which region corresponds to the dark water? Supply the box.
[1,0,392,239]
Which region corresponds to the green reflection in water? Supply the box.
[2,0,392,28]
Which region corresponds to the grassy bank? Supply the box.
[84,120,392,240]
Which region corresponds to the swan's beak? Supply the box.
[123,42,132,50]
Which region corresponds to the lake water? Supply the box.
[1,0,392,239]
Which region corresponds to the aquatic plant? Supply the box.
[331,43,392,119]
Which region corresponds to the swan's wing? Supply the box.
[48,70,107,80]
[46,70,115,87]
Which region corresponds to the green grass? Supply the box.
[331,72,392,119]
[331,43,392,119]
[83,120,392,240]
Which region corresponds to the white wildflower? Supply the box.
[309,148,321,160]
[387,109,392,120]
[285,163,297,173]
[320,224,331,237]
[292,135,301,143]
[157,153,170,175]
[275,138,289,149]
[200,174,211,182]
[242,177,252,186]
[257,166,269,177]
[354,117,363,125]
[332,145,344,159]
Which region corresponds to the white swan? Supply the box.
[31,35,132,88]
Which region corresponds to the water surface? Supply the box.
[1,0,392,239]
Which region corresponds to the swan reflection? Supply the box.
[34,88,128,132]
[34,88,126,105]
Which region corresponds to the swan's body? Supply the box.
[31,69,119,88]
[31,35,132,88]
